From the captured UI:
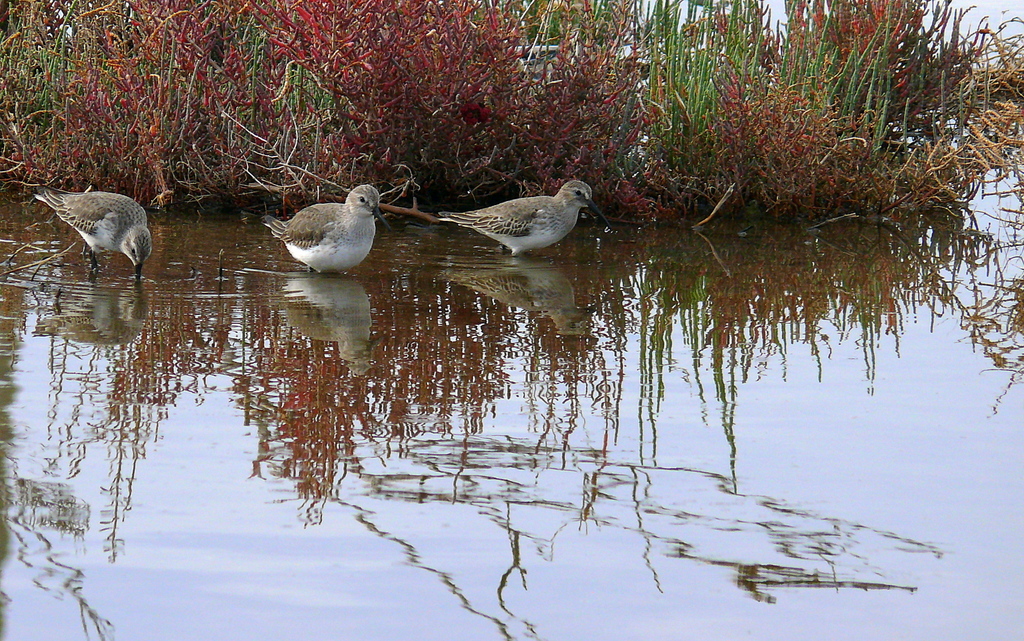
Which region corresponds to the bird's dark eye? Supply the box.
[575,190,583,196]
[359,197,366,203]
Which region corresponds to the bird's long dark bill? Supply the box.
[373,206,393,232]
[587,201,612,228]
[135,263,143,280]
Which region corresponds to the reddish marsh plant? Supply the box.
[0,0,648,213]
[254,0,648,207]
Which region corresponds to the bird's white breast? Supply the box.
[287,238,373,272]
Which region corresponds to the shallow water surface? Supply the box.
[0,192,1021,640]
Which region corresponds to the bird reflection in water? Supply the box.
[442,258,593,335]
[279,274,377,374]
[33,283,148,345]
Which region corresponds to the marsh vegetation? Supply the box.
[0,0,1019,222]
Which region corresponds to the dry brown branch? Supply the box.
[380,199,440,224]
[4,241,42,264]
[807,213,859,230]
[0,244,76,277]
[693,183,736,229]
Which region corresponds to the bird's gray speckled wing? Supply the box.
[271,204,342,249]
[441,196,552,238]
[262,215,288,238]
[36,189,146,234]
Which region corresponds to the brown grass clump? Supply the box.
[645,0,1023,221]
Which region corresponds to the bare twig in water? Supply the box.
[4,241,42,264]
[694,230,731,276]
[380,198,441,224]
[0,244,76,277]
[807,212,859,230]
[693,183,736,229]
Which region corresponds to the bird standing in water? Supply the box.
[438,180,608,255]
[34,187,153,280]
[262,184,388,273]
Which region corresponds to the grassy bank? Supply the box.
[0,0,1019,221]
